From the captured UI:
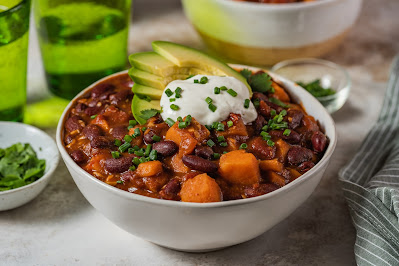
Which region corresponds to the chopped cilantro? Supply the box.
[139,109,160,120]
[240,69,252,80]
[249,72,273,93]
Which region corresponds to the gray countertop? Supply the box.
[1,0,399,265]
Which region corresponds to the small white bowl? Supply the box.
[57,66,336,252]
[0,122,59,211]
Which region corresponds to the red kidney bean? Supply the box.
[298,161,315,173]
[286,109,304,129]
[244,183,279,198]
[152,141,178,157]
[259,100,271,117]
[248,137,276,160]
[182,155,218,173]
[91,83,115,99]
[65,115,84,132]
[159,178,181,200]
[110,125,129,140]
[84,105,103,116]
[110,89,131,105]
[69,150,87,164]
[311,131,327,153]
[75,103,87,113]
[287,146,314,165]
[194,146,214,160]
[82,124,102,141]
[269,130,301,144]
[254,115,266,134]
[90,136,112,149]
[143,130,157,144]
[104,156,134,173]
[252,92,268,102]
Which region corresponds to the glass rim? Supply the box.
[0,0,29,17]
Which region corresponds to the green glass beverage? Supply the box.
[0,0,30,122]
[34,0,132,99]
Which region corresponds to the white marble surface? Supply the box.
[1,0,399,265]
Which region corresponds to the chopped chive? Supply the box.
[227,121,233,127]
[149,149,157,161]
[185,115,192,125]
[114,139,122,147]
[90,115,97,119]
[220,142,228,147]
[128,148,135,154]
[205,97,213,104]
[269,97,290,108]
[244,99,250,109]
[216,123,225,131]
[177,116,183,122]
[127,125,134,130]
[262,125,268,131]
[217,136,225,142]
[200,76,209,84]
[124,135,132,143]
[152,135,161,142]
[277,115,284,123]
[165,88,173,97]
[214,87,220,94]
[239,143,248,150]
[227,89,237,97]
[116,180,123,184]
[165,118,175,127]
[132,145,140,151]
[270,109,276,116]
[133,128,141,137]
[208,103,217,112]
[205,125,212,131]
[207,139,215,147]
[261,131,271,140]
[212,122,219,129]
[142,127,147,132]
[178,121,187,129]
[283,129,291,136]
[170,104,180,111]
[194,79,199,83]
[134,150,144,156]
[129,165,136,171]
[280,109,287,116]
[132,157,140,165]
[139,157,148,163]
[169,98,176,102]
[145,144,152,156]
[220,86,228,91]
[223,151,228,154]
[111,151,120,159]
[175,87,182,98]
[267,139,275,147]
[119,142,131,153]
[213,153,221,159]
[253,98,260,108]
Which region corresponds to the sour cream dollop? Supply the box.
[160,75,257,125]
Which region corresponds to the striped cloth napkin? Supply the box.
[339,55,399,265]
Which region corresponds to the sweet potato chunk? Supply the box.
[180,173,222,203]
[136,161,163,177]
[271,82,290,102]
[169,154,190,173]
[267,172,286,187]
[259,159,284,173]
[289,168,302,182]
[275,139,291,162]
[219,150,260,185]
[165,123,198,155]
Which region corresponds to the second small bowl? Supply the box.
[271,58,351,113]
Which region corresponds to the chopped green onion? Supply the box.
[177,116,183,122]
[200,76,209,84]
[277,115,284,123]
[175,87,182,98]
[128,148,135,154]
[134,150,144,156]
[116,180,123,184]
[227,89,237,97]
[267,139,275,147]
[90,115,97,119]
[178,121,187,129]
[194,79,199,83]
[165,118,175,127]
[208,103,217,112]
[270,109,277,116]
[216,123,225,131]
[129,165,136,171]
[127,125,134,130]
[213,153,221,159]
[205,125,213,131]
[145,144,152,156]
[114,139,122,147]
[205,97,213,104]
[124,135,132,143]
[227,121,233,127]
[119,142,131,153]
[214,87,220,94]
[185,115,192,125]
[142,127,147,132]
[262,125,268,131]
[170,104,180,111]
[212,122,219,129]
[280,109,287,116]
[169,98,176,102]
[207,139,215,147]
[253,98,260,108]
[217,136,225,142]
[152,135,161,142]
[269,97,290,108]
[220,142,228,147]
[239,143,248,150]
[220,86,228,91]
[165,88,173,97]
[133,128,141,137]
[111,151,120,159]
[132,157,140,165]
[149,149,158,161]
[223,151,228,154]
[139,157,149,163]
[261,131,271,140]
[244,99,250,109]
[132,145,140,151]
[283,129,291,136]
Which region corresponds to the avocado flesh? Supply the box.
[132,94,160,125]
[132,83,162,100]
[130,52,211,77]
[152,41,251,94]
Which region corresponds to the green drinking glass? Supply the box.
[34,0,132,99]
[0,0,30,122]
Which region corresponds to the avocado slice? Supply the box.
[132,83,162,100]
[130,52,211,78]
[152,41,251,94]
[131,95,160,125]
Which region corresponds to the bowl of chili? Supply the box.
[56,65,336,251]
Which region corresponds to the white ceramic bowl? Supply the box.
[182,0,363,65]
[0,122,59,211]
[56,66,337,251]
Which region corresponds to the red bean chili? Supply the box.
[63,71,328,202]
